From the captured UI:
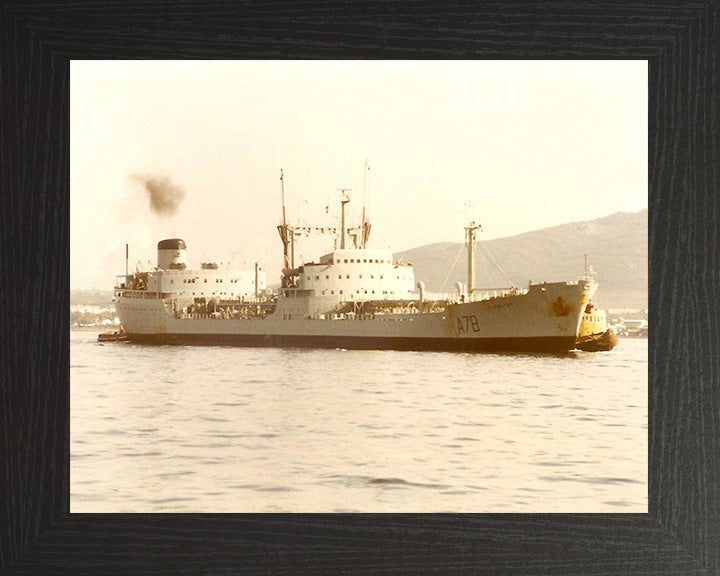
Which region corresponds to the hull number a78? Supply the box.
[457,314,480,334]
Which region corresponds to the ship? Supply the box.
[114,173,598,353]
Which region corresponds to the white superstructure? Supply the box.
[297,248,415,301]
[117,238,266,307]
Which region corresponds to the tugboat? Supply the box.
[575,301,618,352]
[97,326,128,342]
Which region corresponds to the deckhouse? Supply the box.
[118,238,266,302]
[297,248,415,301]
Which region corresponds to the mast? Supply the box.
[465,221,482,299]
[291,230,296,268]
[361,160,371,248]
[281,169,287,229]
[254,262,259,298]
[337,188,351,249]
[277,169,290,270]
[277,169,295,288]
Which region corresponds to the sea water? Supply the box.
[71,331,647,512]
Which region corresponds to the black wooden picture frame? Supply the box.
[2,1,718,574]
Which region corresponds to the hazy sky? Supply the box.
[71,60,647,289]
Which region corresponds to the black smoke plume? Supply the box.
[132,174,186,217]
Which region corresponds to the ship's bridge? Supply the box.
[297,248,415,301]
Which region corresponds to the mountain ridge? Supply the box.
[394,209,648,310]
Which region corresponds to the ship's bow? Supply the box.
[447,279,597,352]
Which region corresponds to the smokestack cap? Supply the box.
[158,238,186,250]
